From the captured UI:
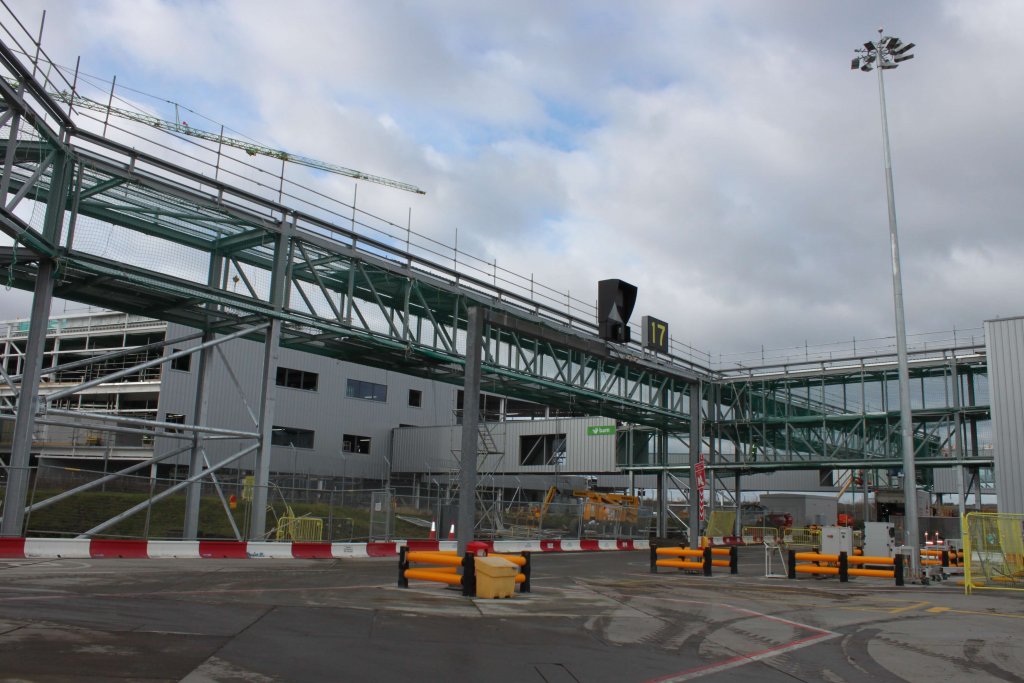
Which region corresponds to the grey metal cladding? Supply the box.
[985,317,1024,513]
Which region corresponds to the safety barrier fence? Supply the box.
[649,543,737,576]
[0,537,644,559]
[397,548,531,596]
[921,547,962,568]
[963,512,1024,594]
[787,550,904,585]
[783,527,822,547]
[275,516,325,543]
[740,526,781,544]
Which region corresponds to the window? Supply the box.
[343,434,371,454]
[520,433,567,466]
[170,349,191,372]
[272,426,315,449]
[164,413,186,434]
[456,390,503,422]
[347,379,387,402]
[408,389,422,407]
[819,469,834,487]
[277,367,318,391]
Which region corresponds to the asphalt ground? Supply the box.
[1,546,1022,682]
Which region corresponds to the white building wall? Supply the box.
[392,416,618,475]
[156,323,459,479]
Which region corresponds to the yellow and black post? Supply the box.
[398,546,409,588]
[461,551,476,597]
[519,551,531,593]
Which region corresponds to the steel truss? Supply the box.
[0,24,995,539]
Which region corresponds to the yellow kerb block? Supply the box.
[475,556,518,599]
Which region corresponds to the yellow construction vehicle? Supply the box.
[571,490,640,523]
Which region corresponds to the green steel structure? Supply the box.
[0,21,992,539]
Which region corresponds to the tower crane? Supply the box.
[48,87,426,195]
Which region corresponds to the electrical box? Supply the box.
[864,522,897,558]
[820,525,853,556]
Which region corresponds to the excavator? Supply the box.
[534,486,640,524]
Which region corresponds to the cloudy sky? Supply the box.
[2,0,1021,362]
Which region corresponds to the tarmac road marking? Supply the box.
[644,601,839,682]
[888,600,932,613]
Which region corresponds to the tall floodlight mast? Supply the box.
[851,29,919,579]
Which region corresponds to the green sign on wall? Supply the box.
[586,425,616,436]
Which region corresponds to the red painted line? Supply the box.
[198,541,248,559]
[365,542,397,557]
[90,539,148,559]
[0,537,26,558]
[291,542,333,559]
[580,539,600,551]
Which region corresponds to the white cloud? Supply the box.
[2,0,1021,358]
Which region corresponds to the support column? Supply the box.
[0,259,54,537]
[249,219,291,539]
[182,332,214,539]
[688,381,701,545]
[734,473,742,537]
[457,306,483,556]
[183,251,224,539]
[966,368,981,511]
[950,359,966,519]
[0,143,71,538]
[656,470,667,538]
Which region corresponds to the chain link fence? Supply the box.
[3,464,653,542]
[964,512,1024,593]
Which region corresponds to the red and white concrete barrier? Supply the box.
[0,537,649,559]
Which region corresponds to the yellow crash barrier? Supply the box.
[398,546,531,597]
[650,543,737,576]
[788,550,904,585]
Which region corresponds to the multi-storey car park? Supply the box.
[0,7,1019,559]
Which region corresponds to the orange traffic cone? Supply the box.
[428,520,437,540]
[448,523,456,540]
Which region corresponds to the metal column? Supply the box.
[0,259,54,537]
[687,381,701,545]
[249,218,292,539]
[457,306,483,556]
[656,470,667,538]
[950,358,966,519]
[733,474,742,537]
[0,140,70,537]
[183,252,224,538]
[182,332,215,539]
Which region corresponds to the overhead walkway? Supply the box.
[0,16,993,540]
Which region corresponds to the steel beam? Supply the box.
[0,258,54,537]
[457,305,483,556]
